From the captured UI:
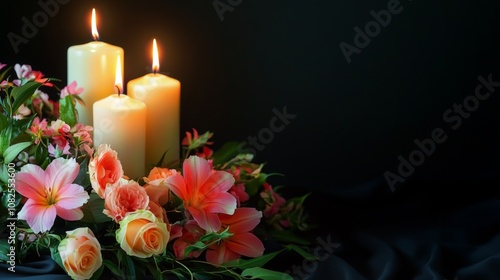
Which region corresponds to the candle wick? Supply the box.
[115,85,121,96]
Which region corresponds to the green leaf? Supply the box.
[74,156,90,187]
[241,267,293,280]
[212,141,241,166]
[59,95,78,127]
[146,262,163,280]
[0,113,8,131]
[122,252,136,279]
[104,259,123,276]
[284,244,317,261]
[0,66,12,82]
[11,81,41,114]
[50,244,65,271]
[0,125,13,156]
[0,240,12,262]
[245,173,268,197]
[2,141,31,164]
[0,164,9,184]
[80,192,110,223]
[223,249,284,270]
[269,229,311,245]
[184,228,233,257]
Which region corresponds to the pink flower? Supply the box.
[103,180,150,223]
[164,156,236,232]
[16,158,90,233]
[13,104,31,120]
[13,64,52,86]
[206,208,264,265]
[260,183,286,217]
[28,117,52,144]
[89,144,124,198]
[182,129,214,150]
[229,183,249,207]
[0,63,6,70]
[60,81,83,98]
[48,143,71,158]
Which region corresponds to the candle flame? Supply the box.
[91,8,99,41]
[152,39,159,73]
[115,55,123,95]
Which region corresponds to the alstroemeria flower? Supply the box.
[164,156,236,232]
[16,158,90,233]
[206,208,264,265]
[60,81,83,98]
[13,104,31,120]
[182,129,214,150]
[48,143,71,158]
[13,64,52,86]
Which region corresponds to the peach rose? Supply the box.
[58,227,102,280]
[144,167,176,206]
[116,210,170,258]
[89,144,123,198]
[103,179,150,222]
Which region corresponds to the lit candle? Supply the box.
[67,8,124,125]
[127,39,180,170]
[93,55,146,179]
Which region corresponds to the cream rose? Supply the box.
[116,210,170,258]
[58,227,102,280]
[89,144,123,198]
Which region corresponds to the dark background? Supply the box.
[2,0,500,279]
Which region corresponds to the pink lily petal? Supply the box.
[226,232,265,258]
[219,207,262,233]
[54,206,84,221]
[45,158,79,188]
[199,170,234,196]
[15,165,46,200]
[55,183,89,209]
[206,242,240,265]
[165,173,189,201]
[187,206,222,233]
[18,200,56,233]
[202,192,237,214]
[183,156,212,193]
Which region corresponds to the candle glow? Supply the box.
[91,8,99,41]
[115,55,123,94]
[152,38,159,73]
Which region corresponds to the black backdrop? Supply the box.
[2,1,500,279]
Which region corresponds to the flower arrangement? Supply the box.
[0,63,315,279]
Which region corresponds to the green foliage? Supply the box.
[58,95,78,127]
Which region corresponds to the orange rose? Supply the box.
[116,210,170,258]
[103,180,149,222]
[89,144,123,198]
[144,167,176,206]
[58,227,102,280]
